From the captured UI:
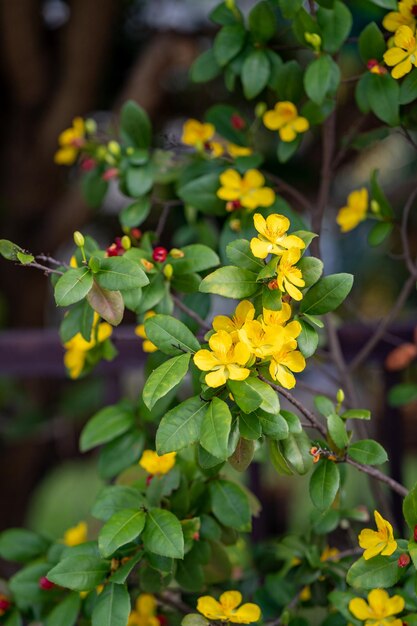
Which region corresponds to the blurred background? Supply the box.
[1,0,417,577]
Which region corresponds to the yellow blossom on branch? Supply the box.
[213,300,255,339]
[262,304,303,344]
[128,594,160,626]
[227,143,253,158]
[54,117,86,165]
[238,320,285,359]
[358,510,397,560]
[269,344,306,389]
[135,311,157,353]
[139,450,176,476]
[193,330,251,388]
[383,0,417,33]
[384,25,417,78]
[263,102,309,142]
[181,119,215,149]
[250,213,305,259]
[336,188,369,233]
[217,169,275,211]
[64,315,113,379]
[63,521,88,547]
[277,248,305,301]
[349,589,404,626]
[197,591,261,624]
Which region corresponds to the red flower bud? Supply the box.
[412,4,417,16]
[146,475,154,486]
[39,576,56,590]
[231,114,246,130]
[131,228,142,239]
[153,247,168,262]
[0,595,11,615]
[367,59,378,69]
[81,158,96,171]
[414,524,417,542]
[398,554,411,568]
[102,167,119,181]
[193,532,200,541]
[157,615,168,626]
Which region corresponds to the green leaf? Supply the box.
[0,529,49,563]
[341,409,371,420]
[60,299,95,342]
[238,413,262,440]
[92,583,131,626]
[145,314,200,356]
[388,383,417,407]
[178,172,225,216]
[110,550,143,584]
[16,251,34,265]
[359,22,386,63]
[317,1,352,53]
[280,410,302,433]
[86,281,124,326]
[399,69,417,104]
[200,266,259,298]
[80,404,135,452]
[170,244,220,274]
[92,486,146,522]
[99,430,145,479]
[248,1,277,41]
[82,169,108,208]
[0,239,23,261]
[297,257,323,288]
[156,396,207,453]
[191,49,221,83]
[120,197,151,228]
[269,440,293,475]
[309,460,340,510]
[278,0,303,18]
[54,268,93,307]
[143,354,190,410]
[304,55,340,105]
[47,556,109,591]
[126,164,154,197]
[256,409,289,440]
[98,510,146,557]
[245,378,280,414]
[277,136,301,163]
[182,615,209,626]
[300,273,353,315]
[347,555,401,589]
[9,563,50,609]
[120,100,151,149]
[403,483,417,529]
[242,50,271,99]
[143,508,184,559]
[269,60,304,102]
[327,413,349,448]
[367,73,400,126]
[368,222,393,247]
[368,0,396,8]
[213,24,246,66]
[348,439,388,465]
[209,479,251,531]
[314,395,335,417]
[281,432,313,475]
[96,257,149,291]
[371,170,394,218]
[46,592,81,626]
[201,398,232,460]
[226,240,264,272]
[297,319,319,358]
[227,379,262,413]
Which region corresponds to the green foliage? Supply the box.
[300,273,354,315]
[98,509,146,557]
[348,439,388,465]
[309,460,340,510]
[145,314,201,355]
[92,584,131,626]
[143,354,191,410]
[47,556,109,591]
[80,403,135,452]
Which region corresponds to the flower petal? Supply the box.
[230,603,261,624]
[349,598,373,621]
[227,364,251,381]
[220,591,242,611]
[194,349,220,371]
[392,57,413,79]
[197,597,226,620]
[279,124,297,143]
[250,237,272,259]
[205,368,228,388]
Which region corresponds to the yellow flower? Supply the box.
[213,300,255,339]
[238,320,285,359]
[64,315,113,379]
[250,213,305,259]
[277,248,305,301]
[262,304,303,344]
[383,0,417,33]
[217,169,275,211]
[227,143,253,158]
[349,589,404,626]
[299,586,312,602]
[54,117,85,165]
[128,594,160,626]
[263,102,309,143]
[139,450,176,476]
[384,25,417,78]
[181,119,215,149]
[209,141,226,158]
[193,330,251,388]
[320,546,340,561]
[358,510,397,560]
[135,311,157,353]
[336,188,369,233]
[197,591,261,624]
[269,344,306,388]
[63,521,88,546]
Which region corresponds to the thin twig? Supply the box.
[172,294,211,332]
[36,254,69,268]
[266,593,301,626]
[156,592,193,614]
[346,457,408,497]
[400,187,417,275]
[265,172,313,214]
[25,261,64,275]
[333,114,369,171]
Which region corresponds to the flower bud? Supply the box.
[73,231,85,247]
[39,576,55,590]
[336,389,345,404]
[398,553,410,568]
[268,279,279,290]
[0,595,11,615]
[85,118,97,134]
[126,147,134,155]
[89,256,100,273]
[96,146,107,160]
[385,343,417,371]
[81,157,96,171]
[108,140,121,156]
[102,167,119,181]
[231,114,246,130]
[255,102,267,118]
[169,248,185,259]
[131,228,142,240]
[414,524,417,542]
[153,247,168,263]
[141,259,155,272]
[193,532,200,541]
[121,235,131,250]
[163,263,173,280]
[225,0,235,8]
[305,32,322,51]
[370,199,381,214]
[230,218,241,232]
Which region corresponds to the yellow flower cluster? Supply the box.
[139,450,176,476]
[251,213,306,300]
[217,169,275,212]
[193,300,305,389]
[197,590,261,624]
[54,117,86,165]
[358,510,397,560]
[128,594,160,626]
[64,313,112,378]
[336,188,369,233]
[181,119,252,159]
[380,1,417,78]
[263,101,309,143]
[349,589,404,626]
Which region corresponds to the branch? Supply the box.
[171,294,211,332]
[264,172,313,214]
[24,261,64,276]
[346,457,408,497]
